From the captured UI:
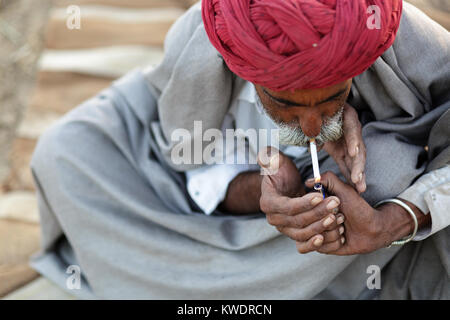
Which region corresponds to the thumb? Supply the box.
[258,146,305,197]
[258,147,280,197]
[305,171,351,197]
[258,146,284,175]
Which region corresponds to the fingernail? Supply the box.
[311,197,322,206]
[341,237,345,244]
[358,172,363,183]
[326,199,339,210]
[337,215,345,224]
[259,157,269,168]
[355,145,359,155]
[313,237,323,247]
[269,154,279,170]
[323,215,335,227]
[339,226,345,234]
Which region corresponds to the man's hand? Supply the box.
[305,172,430,255]
[323,103,366,193]
[305,172,384,255]
[258,148,346,253]
[220,146,307,214]
[258,147,306,198]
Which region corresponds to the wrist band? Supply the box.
[374,198,419,247]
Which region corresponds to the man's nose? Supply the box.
[299,112,323,138]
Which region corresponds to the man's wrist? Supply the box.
[219,171,263,214]
[376,200,431,246]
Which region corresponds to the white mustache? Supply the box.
[275,107,344,147]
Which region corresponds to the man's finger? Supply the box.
[265,213,292,228]
[295,235,324,254]
[335,155,352,185]
[260,186,325,216]
[343,103,362,158]
[322,224,345,244]
[257,146,280,170]
[355,172,367,194]
[278,212,343,241]
[317,237,345,254]
[279,195,341,228]
[260,181,291,214]
[344,153,355,185]
[317,171,353,197]
[350,145,366,186]
[285,193,326,216]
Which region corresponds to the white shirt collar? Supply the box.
[237,80,265,115]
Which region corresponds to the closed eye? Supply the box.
[262,88,306,108]
[262,88,347,108]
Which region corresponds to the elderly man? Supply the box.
[31,0,449,299]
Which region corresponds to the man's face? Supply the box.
[255,79,352,147]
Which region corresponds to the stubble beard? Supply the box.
[274,107,344,147]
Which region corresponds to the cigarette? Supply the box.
[310,138,326,199]
[309,138,321,183]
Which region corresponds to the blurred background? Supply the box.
[0,0,448,299]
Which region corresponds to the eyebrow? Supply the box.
[262,88,347,107]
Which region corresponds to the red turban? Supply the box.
[202,0,402,91]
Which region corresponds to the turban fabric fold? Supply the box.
[202,0,403,91]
